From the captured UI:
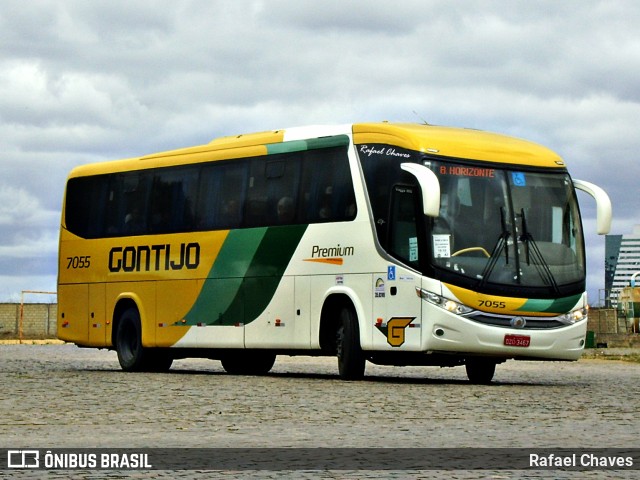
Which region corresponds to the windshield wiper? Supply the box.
[479,207,511,288]
[519,208,560,294]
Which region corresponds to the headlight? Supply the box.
[558,306,588,324]
[417,288,475,315]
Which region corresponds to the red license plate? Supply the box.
[504,334,530,347]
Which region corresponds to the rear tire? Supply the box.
[465,358,496,384]
[115,307,172,372]
[336,305,365,380]
[115,307,145,372]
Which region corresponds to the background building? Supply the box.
[605,225,640,307]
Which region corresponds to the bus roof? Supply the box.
[352,123,566,168]
[67,122,565,178]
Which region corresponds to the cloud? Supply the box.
[0,185,58,300]
[0,185,57,227]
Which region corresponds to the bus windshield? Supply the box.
[426,160,585,295]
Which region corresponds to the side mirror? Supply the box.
[401,163,441,217]
[573,179,612,235]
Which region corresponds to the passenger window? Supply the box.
[246,154,301,227]
[116,172,152,236]
[65,175,109,238]
[299,146,356,223]
[150,167,198,233]
[65,136,357,238]
[197,162,247,230]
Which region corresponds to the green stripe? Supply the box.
[266,135,350,155]
[267,140,309,155]
[181,225,308,326]
[211,228,267,278]
[181,228,265,326]
[519,294,582,314]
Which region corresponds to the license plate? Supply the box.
[504,334,530,347]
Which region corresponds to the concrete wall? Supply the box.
[586,308,640,348]
[588,308,620,334]
[0,303,57,339]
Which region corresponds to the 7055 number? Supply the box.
[67,256,91,269]
[478,300,506,309]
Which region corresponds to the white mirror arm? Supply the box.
[401,163,441,217]
[573,179,612,235]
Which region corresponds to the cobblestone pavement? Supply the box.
[1,344,638,479]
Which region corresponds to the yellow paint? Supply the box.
[58,229,230,347]
[387,317,414,347]
[445,283,555,317]
[353,123,566,168]
[303,257,344,265]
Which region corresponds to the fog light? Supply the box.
[510,316,526,329]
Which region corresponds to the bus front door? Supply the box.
[372,269,422,350]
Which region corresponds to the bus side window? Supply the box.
[150,167,198,233]
[97,172,150,237]
[120,173,151,236]
[197,161,247,230]
[245,154,301,227]
[65,175,109,239]
[299,146,356,223]
[105,175,122,236]
[359,151,403,247]
[389,185,419,267]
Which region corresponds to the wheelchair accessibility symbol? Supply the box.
[387,266,396,281]
[511,172,526,187]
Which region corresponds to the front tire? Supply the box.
[465,358,496,384]
[336,305,365,380]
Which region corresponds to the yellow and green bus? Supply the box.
[58,122,611,383]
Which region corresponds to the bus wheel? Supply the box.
[336,305,365,380]
[221,351,276,375]
[115,308,173,372]
[465,358,496,384]
[115,307,146,372]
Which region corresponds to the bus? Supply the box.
[58,122,612,383]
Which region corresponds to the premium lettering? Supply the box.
[109,242,200,272]
[311,244,354,258]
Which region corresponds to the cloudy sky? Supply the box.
[1,0,639,304]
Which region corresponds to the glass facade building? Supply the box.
[606,226,640,307]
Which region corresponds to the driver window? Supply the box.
[389,185,419,267]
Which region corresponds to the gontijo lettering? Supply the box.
[109,242,200,272]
